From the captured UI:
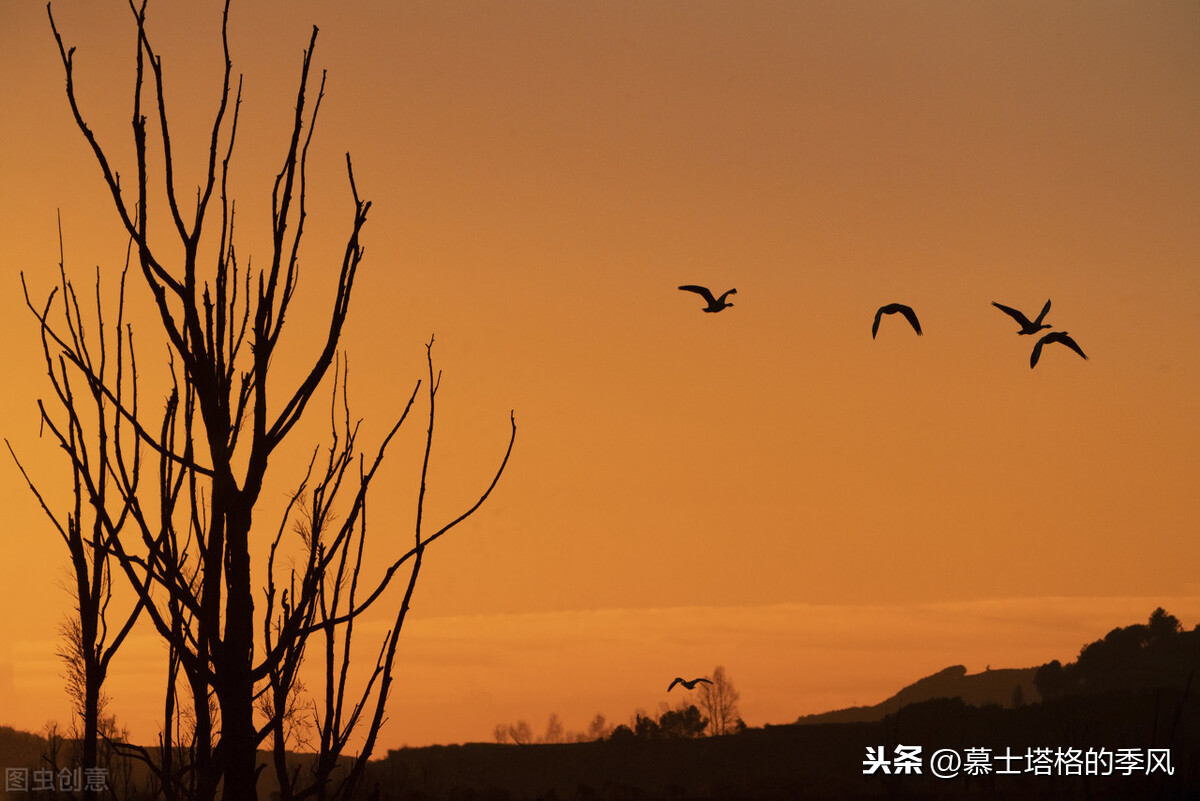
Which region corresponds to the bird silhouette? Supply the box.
[668,677,713,692]
[1030,331,1087,368]
[679,285,736,313]
[992,299,1052,335]
[872,303,922,339]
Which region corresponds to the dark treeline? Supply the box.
[1035,607,1199,699]
[494,667,743,746]
[6,612,1199,799]
[368,610,1200,799]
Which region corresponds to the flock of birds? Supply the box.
[678,285,1088,369]
[666,287,1088,694]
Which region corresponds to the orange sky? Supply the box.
[2,0,1199,748]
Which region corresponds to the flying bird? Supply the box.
[679,285,736,313]
[1030,331,1087,368]
[668,677,713,692]
[872,303,922,339]
[992,299,1053,335]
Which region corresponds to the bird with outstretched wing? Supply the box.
[872,303,922,339]
[679,285,736,313]
[992,299,1053,335]
[1030,331,1087,368]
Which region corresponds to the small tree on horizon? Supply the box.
[656,704,708,739]
[586,713,613,741]
[698,665,741,736]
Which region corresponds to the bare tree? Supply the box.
[506,720,533,747]
[541,713,565,745]
[28,3,517,800]
[6,221,145,801]
[585,713,613,741]
[698,665,741,736]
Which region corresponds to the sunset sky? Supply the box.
[2,1,1199,749]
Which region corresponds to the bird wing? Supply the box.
[1029,338,1044,368]
[668,677,683,692]
[1033,299,1052,325]
[874,304,921,337]
[697,678,713,685]
[716,288,737,304]
[1053,332,1087,360]
[678,285,717,305]
[992,302,1033,329]
[897,304,922,335]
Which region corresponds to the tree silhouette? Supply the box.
[620,704,708,740]
[541,713,565,744]
[1034,609,1199,700]
[585,713,613,741]
[698,665,741,736]
[25,3,517,800]
[633,712,660,739]
[656,704,708,739]
[6,224,145,801]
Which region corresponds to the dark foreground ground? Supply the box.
[4,689,1197,800]
[366,691,1200,801]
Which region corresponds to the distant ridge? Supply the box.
[794,664,1039,725]
[0,725,46,773]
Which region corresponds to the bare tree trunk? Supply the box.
[82,671,99,801]
[220,501,259,799]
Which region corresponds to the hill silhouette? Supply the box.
[4,609,1198,799]
[0,725,45,772]
[367,608,1200,798]
[367,689,1197,799]
[794,664,1038,725]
